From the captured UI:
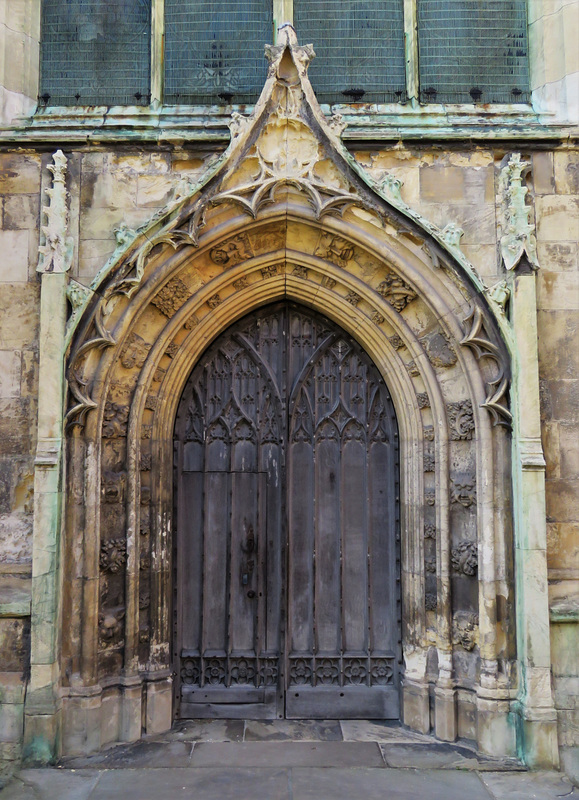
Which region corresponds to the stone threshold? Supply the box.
[59,719,525,773]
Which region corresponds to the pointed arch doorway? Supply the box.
[173,302,400,720]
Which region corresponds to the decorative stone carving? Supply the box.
[98,609,125,648]
[261,264,284,279]
[461,304,511,427]
[165,342,179,358]
[102,401,130,439]
[292,265,308,278]
[425,593,437,611]
[145,394,158,411]
[114,222,136,250]
[66,280,93,340]
[209,234,252,266]
[184,314,199,330]
[376,172,403,203]
[424,524,436,539]
[233,276,249,290]
[450,477,477,508]
[120,332,151,370]
[417,392,430,409]
[99,539,127,574]
[498,153,539,271]
[421,331,457,368]
[425,555,437,573]
[423,425,435,442]
[101,470,126,504]
[451,541,478,576]
[370,310,384,325]
[207,294,222,308]
[424,450,435,472]
[452,611,479,651]
[315,233,354,267]
[141,425,153,440]
[321,276,337,290]
[447,400,475,440]
[388,335,404,350]
[140,453,152,471]
[345,291,361,306]
[406,361,420,377]
[442,223,465,250]
[376,272,417,312]
[151,278,191,317]
[37,150,74,274]
[425,489,436,506]
[488,280,510,315]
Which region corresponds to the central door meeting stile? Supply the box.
[173,302,400,719]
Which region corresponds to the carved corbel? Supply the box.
[37,150,74,274]
[498,153,539,271]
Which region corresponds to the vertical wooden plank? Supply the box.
[201,471,230,654]
[341,426,368,653]
[262,444,281,655]
[368,436,395,653]
[288,439,314,654]
[315,424,341,654]
[180,471,204,652]
[230,472,258,653]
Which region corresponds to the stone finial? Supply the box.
[37,150,74,274]
[499,153,539,271]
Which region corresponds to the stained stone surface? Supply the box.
[245,719,343,742]
[3,764,575,800]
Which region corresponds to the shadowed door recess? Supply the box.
[174,302,400,720]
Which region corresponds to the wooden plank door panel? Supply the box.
[174,303,400,721]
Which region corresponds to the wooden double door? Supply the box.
[173,302,400,719]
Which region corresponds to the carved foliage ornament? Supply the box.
[447,400,475,441]
[451,541,478,576]
[461,304,511,427]
[37,150,74,274]
[452,611,479,652]
[499,153,539,271]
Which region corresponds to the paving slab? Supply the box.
[190,741,385,768]
[159,718,245,742]
[479,769,577,799]
[381,741,524,771]
[89,767,290,800]
[61,740,193,770]
[290,767,493,800]
[244,719,342,741]
[340,719,433,743]
[1,768,101,800]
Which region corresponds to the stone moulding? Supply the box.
[49,25,548,766]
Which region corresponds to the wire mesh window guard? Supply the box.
[417,0,530,104]
[40,0,151,106]
[294,1,407,104]
[164,1,273,105]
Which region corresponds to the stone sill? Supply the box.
[550,600,579,624]
[1,102,576,144]
[0,576,31,618]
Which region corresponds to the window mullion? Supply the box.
[404,0,419,104]
[151,0,165,105]
[274,0,293,35]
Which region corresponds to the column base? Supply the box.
[145,676,173,736]
[402,680,430,734]
[476,695,517,759]
[434,686,457,742]
[518,707,560,769]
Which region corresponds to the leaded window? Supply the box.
[40,0,151,106]
[417,0,530,104]
[164,0,273,104]
[294,1,406,104]
[38,0,530,108]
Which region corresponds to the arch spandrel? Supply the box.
[61,24,516,754]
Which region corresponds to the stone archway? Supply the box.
[23,25,558,767]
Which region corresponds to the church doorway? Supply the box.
[173,302,401,720]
